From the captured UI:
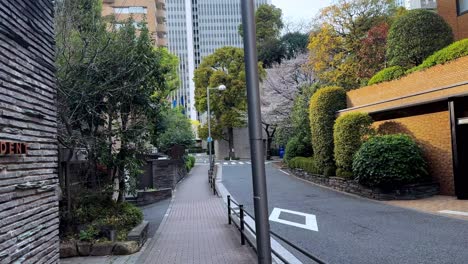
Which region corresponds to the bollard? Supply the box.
[240,205,245,245]
[228,195,232,225]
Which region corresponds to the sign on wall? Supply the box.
[0,141,28,155]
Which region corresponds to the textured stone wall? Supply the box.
[0,1,59,263]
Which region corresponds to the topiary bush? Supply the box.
[334,112,373,178]
[309,86,347,176]
[288,157,320,175]
[387,9,454,68]
[368,66,407,86]
[407,38,468,74]
[352,134,428,189]
[284,136,312,162]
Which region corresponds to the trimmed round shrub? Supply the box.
[284,136,312,162]
[408,38,468,74]
[352,134,428,188]
[309,86,347,175]
[368,66,406,86]
[387,9,454,68]
[333,112,373,178]
[288,157,320,175]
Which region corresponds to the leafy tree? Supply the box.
[387,9,454,68]
[56,0,173,201]
[194,47,265,159]
[308,0,398,89]
[281,32,309,60]
[357,23,390,81]
[157,108,195,152]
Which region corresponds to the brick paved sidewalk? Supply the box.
[385,195,468,221]
[138,165,256,264]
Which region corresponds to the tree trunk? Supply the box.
[228,127,235,159]
[266,137,273,160]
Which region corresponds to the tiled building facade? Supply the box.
[438,0,468,40]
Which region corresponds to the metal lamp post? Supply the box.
[207,84,226,172]
[240,0,272,263]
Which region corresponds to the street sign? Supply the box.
[207,137,213,143]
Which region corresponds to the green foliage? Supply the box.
[352,134,429,188]
[368,66,406,86]
[408,38,468,73]
[387,9,454,68]
[157,107,195,152]
[288,157,320,175]
[281,32,309,60]
[79,225,99,241]
[309,86,347,175]
[284,136,312,162]
[333,112,373,178]
[185,155,196,171]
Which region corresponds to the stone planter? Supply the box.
[289,169,439,201]
[128,189,172,206]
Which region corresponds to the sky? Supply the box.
[271,0,332,25]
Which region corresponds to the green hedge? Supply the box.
[352,134,428,189]
[407,38,468,74]
[288,157,320,175]
[387,9,453,68]
[333,112,373,178]
[185,155,196,171]
[284,136,313,162]
[368,66,406,86]
[309,86,347,176]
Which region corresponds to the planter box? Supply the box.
[290,169,439,201]
[127,188,172,206]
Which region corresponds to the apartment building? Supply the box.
[397,0,437,9]
[438,0,468,40]
[102,0,168,47]
[166,0,271,120]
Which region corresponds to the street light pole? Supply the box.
[240,0,272,263]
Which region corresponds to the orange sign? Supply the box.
[0,141,28,155]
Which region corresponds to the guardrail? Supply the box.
[227,195,327,264]
[208,158,217,195]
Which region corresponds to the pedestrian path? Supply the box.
[138,165,256,264]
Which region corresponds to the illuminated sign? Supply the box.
[0,141,28,155]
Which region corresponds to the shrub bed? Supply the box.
[309,86,347,175]
[368,66,406,86]
[333,112,373,178]
[288,157,320,175]
[185,155,196,171]
[352,134,429,189]
[284,136,312,162]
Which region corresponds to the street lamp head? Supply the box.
[218,84,227,91]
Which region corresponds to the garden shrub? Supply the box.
[407,38,468,74]
[185,155,196,171]
[352,134,428,189]
[288,157,320,175]
[387,9,453,68]
[284,136,312,162]
[309,86,347,175]
[368,66,406,86]
[334,112,373,178]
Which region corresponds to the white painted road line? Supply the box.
[279,169,290,175]
[230,162,236,165]
[223,162,228,165]
[246,161,251,164]
[439,210,468,217]
[269,208,318,232]
[239,162,244,165]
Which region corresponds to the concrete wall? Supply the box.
[340,56,468,195]
[438,0,468,40]
[0,0,59,262]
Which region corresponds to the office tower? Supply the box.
[102,0,168,47]
[166,0,271,120]
[397,0,437,10]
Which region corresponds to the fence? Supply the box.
[227,195,327,264]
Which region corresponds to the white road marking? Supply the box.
[215,162,220,165]
[439,210,468,216]
[239,161,244,165]
[279,169,290,175]
[246,161,251,164]
[230,162,236,165]
[269,208,318,232]
[223,162,228,165]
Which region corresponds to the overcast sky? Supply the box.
[271,0,332,25]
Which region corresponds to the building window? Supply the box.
[114,6,147,14]
[459,0,468,15]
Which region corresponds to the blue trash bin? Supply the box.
[279,146,285,159]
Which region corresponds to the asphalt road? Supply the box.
[221,162,468,264]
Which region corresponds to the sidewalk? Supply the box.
[138,165,256,264]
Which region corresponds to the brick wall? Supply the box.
[0,1,59,263]
[438,0,468,40]
[341,56,468,195]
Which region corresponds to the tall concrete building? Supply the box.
[102,0,168,47]
[166,0,271,120]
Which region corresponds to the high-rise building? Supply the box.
[397,0,437,10]
[102,0,168,47]
[166,0,271,120]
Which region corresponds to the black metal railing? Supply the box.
[208,157,217,195]
[227,195,327,264]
